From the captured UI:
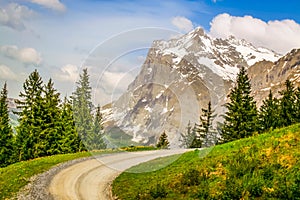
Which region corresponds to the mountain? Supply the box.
[7,98,19,130]
[102,27,296,147]
[249,48,300,106]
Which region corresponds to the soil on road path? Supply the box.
[48,149,189,200]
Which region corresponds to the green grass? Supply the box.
[0,150,112,200]
[113,124,300,199]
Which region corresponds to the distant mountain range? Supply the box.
[102,27,300,147]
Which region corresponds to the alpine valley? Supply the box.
[102,27,300,147]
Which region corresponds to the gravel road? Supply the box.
[46,149,188,200]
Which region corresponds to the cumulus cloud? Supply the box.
[0,64,18,80]
[55,64,79,82]
[172,16,194,32]
[0,3,34,31]
[0,45,42,65]
[209,13,300,54]
[28,0,66,12]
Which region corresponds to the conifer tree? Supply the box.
[156,131,169,149]
[15,70,44,161]
[197,101,216,147]
[72,68,94,147]
[294,87,300,123]
[258,90,280,132]
[279,80,296,127]
[0,83,15,167]
[190,123,202,148]
[41,79,62,156]
[180,121,194,148]
[60,97,84,153]
[221,66,258,143]
[89,105,106,149]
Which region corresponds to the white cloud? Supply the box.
[171,16,194,32]
[0,45,42,65]
[209,13,300,54]
[0,64,18,80]
[28,0,66,12]
[55,64,79,82]
[0,3,34,31]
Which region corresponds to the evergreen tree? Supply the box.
[258,90,280,132]
[0,83,15,167]
[221,66,258,143]
[89,105,106,149]
[59,97,84,153]
[72,68,94,148]
[294,87,300,123]
[41,79,62,156]
[197,101,216,147]
[279,80,296,127]
[156,131,169,149]
[180,121,194,148]
[190,124,202,148]
[15,70,44,161]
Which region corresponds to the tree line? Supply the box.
[181,66,300,147]
[0,69,106,168]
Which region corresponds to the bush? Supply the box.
[149,183,167,199]
[182,168,201,186]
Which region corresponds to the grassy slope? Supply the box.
[0,151,95,200]
[113,124,300,199]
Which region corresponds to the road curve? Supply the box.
[48,149,189,200]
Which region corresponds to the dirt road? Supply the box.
[48,149,188,200]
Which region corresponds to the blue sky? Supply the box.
[1,0,300,105]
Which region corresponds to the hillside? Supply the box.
[113,124,300,199]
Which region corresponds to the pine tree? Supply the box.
[72,68,94,148]
[89,105,106,150]
[279,80,296,127]
[258,90,280,132]
[15,70,44,161]
[41,79,62,156]
[294,87,300,123]
[180,121,194,148]
[190,123,202,148]
[0,83,15,167]
[198,101,216,147]
[59,97,84,153]
[221,66,258,143]
[156,131,169,149]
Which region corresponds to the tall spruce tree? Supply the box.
[190,124,202,148]
[0,83,15,167]
[258,90,280,132]
[15,70,44,161]
[294,87,300,123]
[279,80,296,127]
[41,79,62,156]
[180,121,194,148]
[221,66,258,143]
[197,101,216,147]
[89,105,106,149]
[72,68,94,148]
[60,97,84,153]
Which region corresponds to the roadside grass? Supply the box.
[113,124,300,199]
[120,146,157,152]
[0,150,113,200]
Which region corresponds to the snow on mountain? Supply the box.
[154,27,280,81]
[102,27,283,147]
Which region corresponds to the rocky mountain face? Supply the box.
[249,49,300,106]
[102,27,295,147]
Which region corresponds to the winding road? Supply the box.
[48,149,189,200]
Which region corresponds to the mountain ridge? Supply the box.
[102,27,299,147]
